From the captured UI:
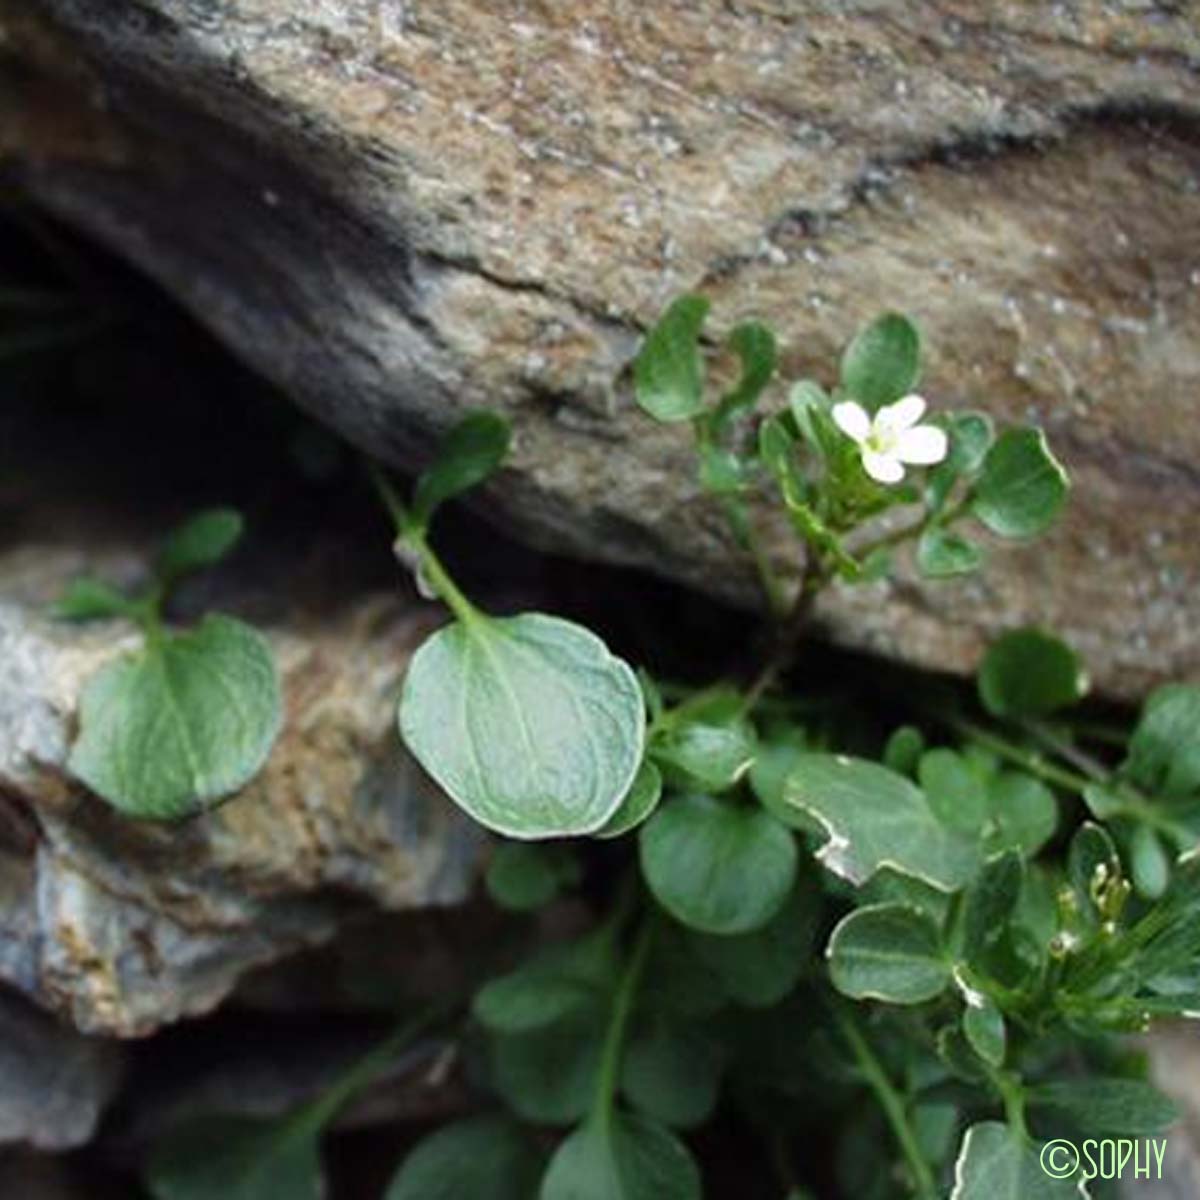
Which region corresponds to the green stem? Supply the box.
[592,916,656,1126]
[989,1068,1028,1140]
[366,459,412,533]
[744,519,789,621]
[939,714,1090,793]
[832,1001,937,1199]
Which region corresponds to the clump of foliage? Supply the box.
[66,299,1195,1198]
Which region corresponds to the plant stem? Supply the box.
[744,556,826,710]
[744,519,789,621]
[832,1001,937,1200]
[592,915,656,1127]
[937,714,1090,793]
[988,1067,1028,1140]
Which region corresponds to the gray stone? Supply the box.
[0,537,482,1037]
[4,0,1199,697]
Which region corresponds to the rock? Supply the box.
[0,986,122,1149]
[5,1,1199,697]
[0,533,482,1037]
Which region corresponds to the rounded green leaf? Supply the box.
[883,725,925,776]
[827,903,951,1004]
[986,772,1058,858]
[839,313,921,410]
[411,411,512,528]
[1027,1079,1178,1135]
[633,295,710,423]
[621,1023,723,1128]
[54,577,134,622]
[925,411,994,511]
[639,796,797,934]
[157,508,244,583]
[782,753,979,892]
[386,1116,544,1200]
[919,748,988,835]
[486,843,566,911]
[650,715,756,794]
[971,428,1068,539]
[962,994,1006,1067]
[399,613,645,839]
[69,614,282,820]
[491,1014,605,1125]
[951,1122,1087,1199]
[540,1112,701,1200]
[1125,683,1200,798]
[978,628,1087,718]
[713,320,776,428]
[917,527,983,579]
[596,761,663,839]
[1129,823,1170,901]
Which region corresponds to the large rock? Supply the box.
[0,535,481,1037]
[3,1,1199,695]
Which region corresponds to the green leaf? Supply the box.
[926,411,994,511]
[781,754,979,891]
[961,992,1006,1066]
[491,1012,605,1125]
[713,321,776,428]
[971,429,1069,539]
[621,1023,723,1128]
[69,615,282,820]
[839,313,921,411]
[978,629,1087,718]
[827,903,950,1004]
[540,1112,701,1200]
[961,851,1023,962]
[883,726,925,776]
[639,795,797,934]
[650,713,756,794]
[386,1117,544,1200]
[986,772,1058,858]
[788,379,835,452]
[412,411,512,528]
[684,876,818,1007]
[1027,1079,1178,1135]
[486,843,566,911]
[919,748,988,836]
[916,527,984,578]
[633,295,710,423]
[54,577,133,621]
[146,1115,323,1200]
[1130,823,1170,900]
[1067,822,1121,911]
[950,1123,1088,1198]
[596,761,663,839]
[399,613,645,838]
[157,508,244,584]
[1125,684,1200,799]
[697,445,746,495]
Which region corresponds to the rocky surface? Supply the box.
[2,1,1198,697]
[0,534,481,1037]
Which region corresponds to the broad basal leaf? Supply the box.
[621,1022,723,1129]
[978,628,1087,718]
[650,712,756,794]
[386,1116,544,1200]
[399,613,645,839]
[540,1111,701,1200]
[782,754,979,891]
[951,1123,1088,1199]
[986,772,1058,858]
[70,614,282,820]
[639,795,797,934]
[827,903,951,1004]
[491,1011,606,1125]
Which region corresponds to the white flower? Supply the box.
[831,394,948,484]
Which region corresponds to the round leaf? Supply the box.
[1129,823,1170,901]
[971,428,1068,539]
[157,508,245,583]
[621,1023,723,1128]
[411,411,512,528]
[487,843,565,911]
[540,1112,701,1200]
[651,715,756,794]
[1125,684,1200,798]
[596,761,663,839]
[633,295,710,423]
[399,613,645,839]
[827,903,951,1004]
[978,628,1087,718]
[639,796,797,934]
[839,313,921,410]
[986,772,1059,858]
[491,1014,605,1125]
[917,528,983,579]
[386,1117,544,1200]
[69,614,282,820]
[951,1122,1087,1199]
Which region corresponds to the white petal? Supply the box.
[832,401,870,444]
[895,424,949,465]
[862,450,906,484]
[875,393,926,435]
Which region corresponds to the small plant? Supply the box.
[56,508,282,819]
[118,300,1197,1199]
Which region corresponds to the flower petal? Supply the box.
[862,450,906,484]
[876,393,927,435]
[832,401,870,444]
[895,424,949,466]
